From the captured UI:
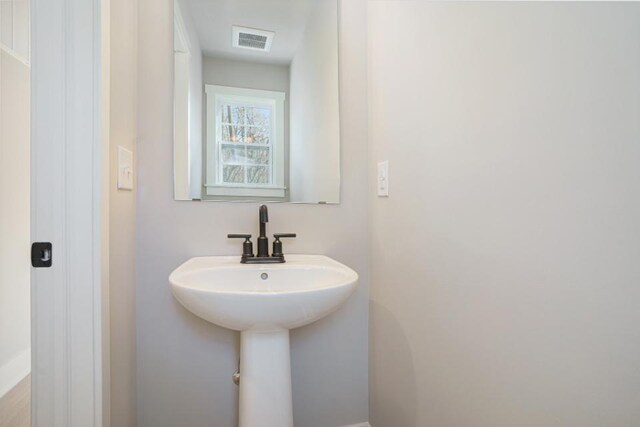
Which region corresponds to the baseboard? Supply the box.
[341,423,371,427]
[0,348,31,397]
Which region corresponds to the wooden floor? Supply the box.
[0,375,30,427]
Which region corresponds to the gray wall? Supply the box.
[368,2,640,426]
[289,0,340,203]
[109,0,138,425]
[203,56,289,93]
[179,0,203,199]
[136,1,369,426]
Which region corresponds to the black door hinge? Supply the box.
[31,242,52,268]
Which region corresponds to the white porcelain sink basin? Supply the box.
[170,254,358,331]
[169,254,358,427]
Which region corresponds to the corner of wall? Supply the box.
[100,0,112,424]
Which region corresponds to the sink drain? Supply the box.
[260,273,268,280]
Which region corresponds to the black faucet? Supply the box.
[228,205,296,264]
[257,205,269,257]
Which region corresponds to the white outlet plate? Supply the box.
[117,146,134,190]
[377,161,389,197]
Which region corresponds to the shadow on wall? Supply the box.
[369,301,417,427]
[170,295,240,424]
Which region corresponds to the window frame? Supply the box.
[205,84,286,198]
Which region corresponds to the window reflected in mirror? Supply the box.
[206,85,286,198]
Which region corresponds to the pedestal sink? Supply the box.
[169,254,358,427]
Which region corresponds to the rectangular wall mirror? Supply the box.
[173,0,340,203]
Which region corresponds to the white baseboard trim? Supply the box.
[0,348,31,397]
[341,423,371,427]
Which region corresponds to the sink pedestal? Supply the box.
[239,329,293,427]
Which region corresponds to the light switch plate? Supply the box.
[117,146,134,190]
[377,161,389,197]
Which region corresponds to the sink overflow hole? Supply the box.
[261,273,268,280]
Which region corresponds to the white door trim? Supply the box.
[31,0,105,425]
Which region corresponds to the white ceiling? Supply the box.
[183,0,320,65]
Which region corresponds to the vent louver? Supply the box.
[238,32,268,50]
[232,26,274,52]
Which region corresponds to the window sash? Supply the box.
[216,101,275,186]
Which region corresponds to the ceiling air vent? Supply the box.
[232,25,274,52]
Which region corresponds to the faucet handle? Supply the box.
[228,234,252,239]
[273,233,296,239]
[272,233,296,257]
[227,234,254,258]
